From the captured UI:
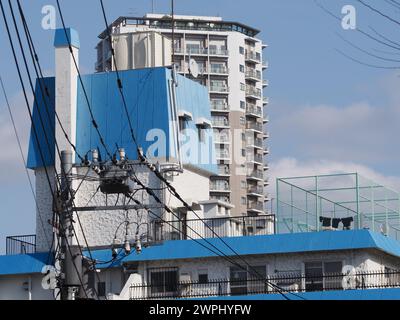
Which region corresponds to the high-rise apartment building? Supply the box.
[96,14,269,217]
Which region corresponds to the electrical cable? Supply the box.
[0,75,52,250]
[16,1,107,300]
[98,1,301,299]
[5,0,95,299]
[55,0,113,161]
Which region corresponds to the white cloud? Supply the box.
[270,71,400,170]
[267,157,400,196]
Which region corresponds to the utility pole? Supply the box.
[59,150,83,300]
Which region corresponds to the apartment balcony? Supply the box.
[263,114,269,124]
[209,48,229,56]
[218,165,231,176]
[246,104,262,117]
[210,101,229,112]
[262,60,269,69]
[264,131,270,139]
[247,169,264,181]
[262,79,269,87]
[247,185,264,196]
[210,182,231,192]
[248,201,264,213]
[208,66,229,75]
[212,118,230,128]
[246,122,263,133]
[209,85,230,94]
[214,134,230,144]
[245,69,261,82]
[215,150,230,161]
[247,138,263,150]
[245,51,261,63]
[263,96,269,105]
[263,147,270,155]
[245,86,262,100]
[173,47,229,57]
[247,153,264,165]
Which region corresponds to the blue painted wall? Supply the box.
[27,67,217,174]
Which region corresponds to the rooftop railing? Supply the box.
[150,214,275,242]
[130,269,400,300]
[6,235,36,255]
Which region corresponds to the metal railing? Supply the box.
[245,51,261,62]
[247,154,263,164]
[209,66,229,74]
[248,202,264,211]
[210,181,230,191]
[210,101,229,111]
[247,170,264,179]
[246,86,262,98]
[6,235,36,255]
[245,69,261,80]
[247,186,264,195]
[150,214,275,243]
[212,118,230,127]
[246,105,262,117]
[246,122,263,132]
[218,165,230,175]
[209,85,229,93]
[174,47,229,56]
[130,270,400,300]
[247,138,263,148]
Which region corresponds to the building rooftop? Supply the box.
[27,67,217,175]
[98,15,261,39]
[2,230,399,276]
[276,173,400,241]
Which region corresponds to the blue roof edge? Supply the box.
[2,230,400,276]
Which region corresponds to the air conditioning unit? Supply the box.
[179,273,192,283]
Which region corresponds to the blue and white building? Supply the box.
[1,26,400,301]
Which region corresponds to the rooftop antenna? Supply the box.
[151,0,155,13]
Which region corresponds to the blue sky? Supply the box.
[1,0,400,252]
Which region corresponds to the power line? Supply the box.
[335,31,400,63]
[0,75,51,249]
[315,0,400,52]
[335,48,400,69]
[97,1,300,299]
[55,0,113,161]
[356,0,400,27]
[5,0,92,299]
[15,0,106,299]
[129,170,301,300]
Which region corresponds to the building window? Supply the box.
[241,149,246,157]
[241,197,247,205]
[240,101,245,110]
[230,265,266,295]
[304,261,343,292]
[239,64,245,73]
[240,116,245,125]
[241,132,246,141]
[97,282,106,297]
[240,83,246,91]
[241,181,247,189]
[239,46,245,55]
[198,270,209,284]
[149,267,179,296]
